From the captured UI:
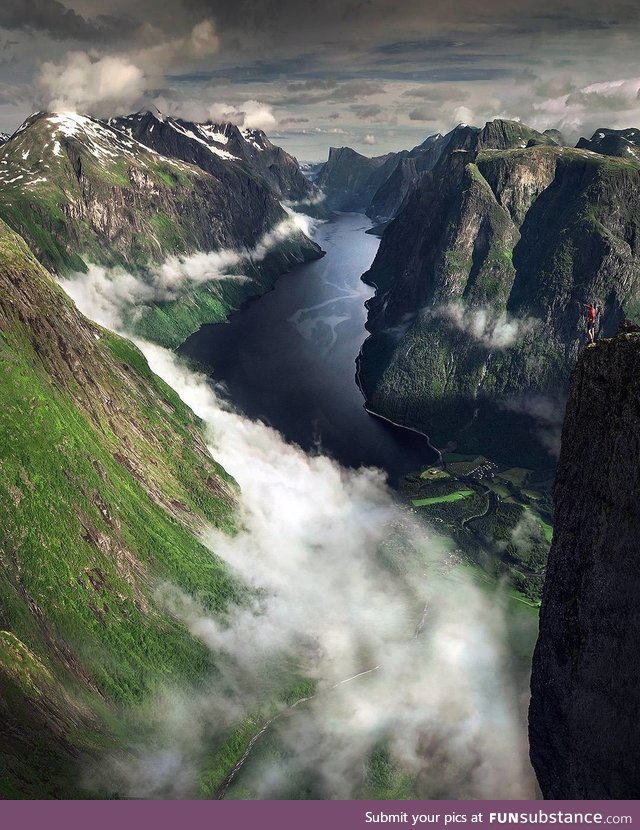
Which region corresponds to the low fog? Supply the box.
[58,210,315,332]
[62,233,536,800]
[502,394,566,458]
[433,304,537,349]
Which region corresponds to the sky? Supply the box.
[1,0,640,160]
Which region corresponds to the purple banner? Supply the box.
[1,801,638,830]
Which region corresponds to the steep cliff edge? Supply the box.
[317,119,559,221]
[359,144,640,467]
[529,326,640,799]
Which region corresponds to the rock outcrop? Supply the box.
[358,142,640,466]
[576,127,640,163]
[529,328,640,798]
[317,119,560,222]
[316,145,402,212]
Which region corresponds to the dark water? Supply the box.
[179,213,438,483]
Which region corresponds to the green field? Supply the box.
[412,489,474,507]
[497,467,533,486]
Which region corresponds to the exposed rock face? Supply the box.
[316,145,401,212]
[577,127,640,163]
[0,112,320,273]
[0,112,322,346]
[109,111,322,205]
[529,330,640,798]
[358,143,640,465]
[317,119,559,222]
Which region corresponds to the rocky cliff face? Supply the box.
[358,143,640,466]
[316,145,402,212]
[109,111,322,206]
[0,112,321,346]
[529,326,640,798]
[577,127,640,163]
[0,216,241,796]
[317,119,560,223]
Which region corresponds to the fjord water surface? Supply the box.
[179,213,437,482]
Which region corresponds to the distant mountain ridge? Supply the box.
[576,126,640,162]
[317,119,564,221]
[0,110,322,347]
[108,110,322,207]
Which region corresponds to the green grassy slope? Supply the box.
[0,217,243,796]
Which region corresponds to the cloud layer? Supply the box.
[36,19,220,114]
[3,0,640,158]
[434,304,538,349]
[97,341,535,799]
[57,236,535,800]
[58,212,315,331]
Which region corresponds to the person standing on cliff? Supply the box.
[583,303,599,344]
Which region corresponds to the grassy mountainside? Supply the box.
[0,112,321,347]
[359,143,640,467]
[0,217,244,796]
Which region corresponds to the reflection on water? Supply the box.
[179,213,438,483]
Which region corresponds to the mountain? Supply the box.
[358,140,640,467]
[0,111,321,347]
[108,110,323,208]
[0,132,9,146]
[529,323,640,798]
[317,119,561,222]
[315,145,402,212]
[0,216,242,796]
[576,126,640,163]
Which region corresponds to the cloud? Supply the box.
[0,82,29,106]
[37,51,146,114]
[238,99,277,130]
[362,133,376,145]
[350,104,383,119]
[280,116,310,125]
[408,106,432,121]
[531,76,576,99]
[434,304,537,349]
[532,76,640,137]
[188,19,220,57]
[151,94,277,130]
[0,0,128,42]
[58,212,316,330]
[81,340,535,799]
[501,394,566,458]
[36,19,220,114]
[280,79,383,106]
[401,85,470,102]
